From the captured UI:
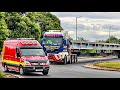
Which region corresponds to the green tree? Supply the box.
[96,40,106,43]
[78,37,89,42]
[105,36,119,44]
[5,12,62,40]
[68,36,73,40]
[26,12,63,37]
[5,12,42,41]
[0,12,62,51]
[0,12,10,51]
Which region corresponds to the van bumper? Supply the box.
[23,66,50,72]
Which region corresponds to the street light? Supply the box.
[108,25,112,54]
[76,16,82,40]
[109,25,112,43]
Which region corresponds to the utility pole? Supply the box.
[109,25,112,54]
[109,25,112,44]
[76,16,82,40]
[76,17,77,40]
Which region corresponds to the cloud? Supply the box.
[51,12,120,41]
[68,31,75,34]
[97,31,109,35]
[60,17,120,25]
[51,12,120,19]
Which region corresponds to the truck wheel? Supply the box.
[63,56,67,65]
[4,64,9,72]
[19,66,25,75]
[42,70,49,75]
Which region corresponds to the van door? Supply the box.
[14,47,21,70]
[3,45,10,63]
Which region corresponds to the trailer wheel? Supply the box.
[118,54,120,58]
[68,58,71,64]
[19,66,25,75]
[75,55,78,63]
[76,56,78,63]
[63,56,67,65]
[4,64,9,72]
[70,55,73,64]
[70,58,72,64]
[73,55,76,63]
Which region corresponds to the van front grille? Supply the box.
[31,62,39,66]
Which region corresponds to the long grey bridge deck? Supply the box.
[71,40,120,50]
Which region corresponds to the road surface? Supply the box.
[1,58,120,78]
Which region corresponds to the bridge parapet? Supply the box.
[71,41,120,50]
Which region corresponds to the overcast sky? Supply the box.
[51,12,120,41]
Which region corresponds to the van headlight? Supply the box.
[24,60,31,65]
[41,60,49,66]
[46,60,49,65]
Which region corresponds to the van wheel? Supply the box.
[4,64,9,72]
[50,61,54,64]
[42,70,48,75]
[19,67,25,75]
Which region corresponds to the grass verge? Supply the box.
[87,56,104,58]
[0,72,5,78]
[94,62,120,69]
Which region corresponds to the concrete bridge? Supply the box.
[71,40,120,50]
[70,40,120,57]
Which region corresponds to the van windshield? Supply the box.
[21,48,45,56]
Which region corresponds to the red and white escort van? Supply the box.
[1,38,50,75]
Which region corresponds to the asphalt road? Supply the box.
[1,58,120,78]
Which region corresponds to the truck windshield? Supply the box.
[21,48,45,56]
[42,37,63,45]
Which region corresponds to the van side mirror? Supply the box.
[16,47,21,58]
[17,52,21,58]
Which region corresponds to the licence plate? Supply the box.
[35,69,43,71]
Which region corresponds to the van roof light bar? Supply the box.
[6,38,35,40]
[48,30,62,32]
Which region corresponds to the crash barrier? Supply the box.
[70,54,77,63]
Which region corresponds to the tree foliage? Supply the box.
[105,36,119,44]
[0,12,10,51]
[0,12,62,51]
[77,37,89,42]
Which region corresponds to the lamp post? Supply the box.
[108,25,112,54]
[76,16,82,40]
[109,25,112,44]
